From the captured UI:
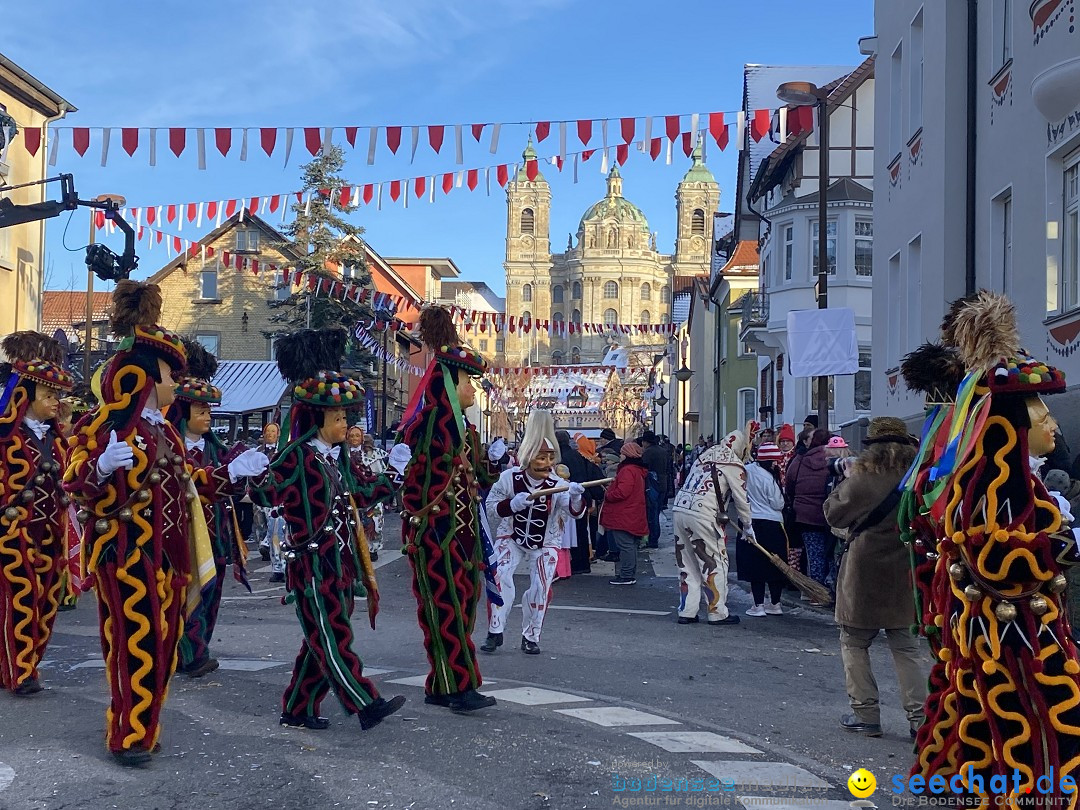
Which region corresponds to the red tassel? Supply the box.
[621,117,635,143]
[386,126,402,154]
[535,121,550,142]
[22,127,41,157]
[72,128,90,156]
[304,127,321,155]
[215,128,232,156]
[428,125,444,153]
[121,128,139,157]
[577,119,592,145]
[442,172,453,194]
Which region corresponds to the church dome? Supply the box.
[576,165,650,233]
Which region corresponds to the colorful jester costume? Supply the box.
[912,291,1080,804]
[57,389,95,610]
[63,280,207,767]
[167,339,258,677]
[0,332,75,696]
[400,306,500,713]
[255,327,404,732]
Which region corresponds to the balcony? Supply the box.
[737,292,769,336]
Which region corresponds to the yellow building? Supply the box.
[0,54,76,333]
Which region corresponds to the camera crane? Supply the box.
[0,173,137,281]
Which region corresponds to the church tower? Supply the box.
[672,139,721,280]
[503,138,552,366]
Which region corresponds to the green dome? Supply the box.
[577,166,649,233]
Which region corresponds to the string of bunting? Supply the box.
[18,107,814,168]
[353,325,425,377]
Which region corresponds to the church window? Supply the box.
[571,347,581,363]
[521,310,532,326]
[552,311,564,325]
[641,283,651,300]
[552,285,564,303]
[552,351,563,365]
[691,209,706,237]
[641,310,651,324]
[572,282,582,299]
[522,283,533,302]
[521,208,535,234]
[604,308,618,327]
[604,281,619,299]
[661,285,671,304]
[571,309,581,324]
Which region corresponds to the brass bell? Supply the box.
[137,489,152,501]
[409,516,422,527]
[185,491,196,502]
[60,495,71,507]
[76,509,90,524]
[948,563,965,581]
[148,471,162,485]
[926,552,940,560]
[94,518,110,534]
[4,507,18,521]
[1030,595,1049,616]
[157,457,170,468]
[39,461,52,473]
[399,511,408,519]
[33,474,45,485]
[119,508,133,522]
[1050,574,1068,594]
[21,490,34,502]
[285,551,297,562]
[995,601,1017,622]
[306,541,319,552]
[963,584,982,601]
[180,473,191,483]
[914,539,925,548]
[431,505,440,515]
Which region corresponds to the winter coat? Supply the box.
[785,446,831,527]
[642,444,669,497]
[600,459,648,536]
[598,440,623,479]
[824,468,914,630]
[557,437,605,503]
[746,463,785,523]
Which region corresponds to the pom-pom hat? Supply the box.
[173,337,222,405]
[1,332,74,393]
[756,443,784,461]
[274,327,365,410]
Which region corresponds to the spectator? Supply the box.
[597,428,623,478]
[601,441,648,586]
[641,431,668,549]
[785,428,834,603]
[824,416,925,739]
[556,430,604,574]
[794,427,813,457]
[576,437,605,559]
[740,443,788,617]
[803,414,819,432]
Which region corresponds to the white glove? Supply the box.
[488,438,507,463]
[510,492,532,513]
[96,430,134,478]
[228,448,270,482]
[388,443,412,475]
[568,482,585,499]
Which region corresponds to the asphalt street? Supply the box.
[0,511,932,810]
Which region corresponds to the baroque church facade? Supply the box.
[500,142,721,366]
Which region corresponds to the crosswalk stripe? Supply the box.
[628,731,761,754]
[385,674,499,688]
[555,706,680,727]
[481,687,591,706]
[691,760,830,789]
[737,798,852,810]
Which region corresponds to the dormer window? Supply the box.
[236,229,260,253]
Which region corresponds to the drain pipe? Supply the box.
[965,0,978,295]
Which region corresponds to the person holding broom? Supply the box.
[739,443,789,617]
[823,416,927,739]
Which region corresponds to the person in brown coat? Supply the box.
[824,416,927,739]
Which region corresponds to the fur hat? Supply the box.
[901,342,966,403]
[518,410,559,468]
[1,331,74,393]
[109,280,186,372]
[274,327,364,410]
[418,306,486,377]
[864,416,914,446]
[173,337,222,405]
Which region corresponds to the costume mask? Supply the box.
[455,368,476,409]
[1026,397,1058,458]
[28,384,61,422]
[318,407,348,445]
[155,358,176,409]
[187,402,212,437]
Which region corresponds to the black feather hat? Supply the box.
[274,328,363,409]
[900,343,966,403]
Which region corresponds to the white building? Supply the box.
[872,1,1080,438]
[736,61,874,431]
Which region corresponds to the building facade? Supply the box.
[872,1,1080,437]
[0,55,75,334]
[500,142,720,367]
[713,241,762,437]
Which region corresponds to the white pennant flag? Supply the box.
[367,127,378,165]
[665,138,673,165]
[778,107,788,140]
[377,183,383,210]
[736,111,746,146]
[690,113,700,138]
[601,118,608,150]
[196,201,205,228]
[600,149,609,174]
[148,129,157,166]
[48,128,60,166]
[214,202,223,227]
[410,125,419,163]
[456,170,463,188]
[485,167,491,195]
[239,128,249,161]
[428,177,435,203]
[572,153,579,184]
[643,116,653,145]
[489,123,501,153]
[101,128,112,167]
[283,128,294,167]
[404,180,410,209]
[559,122,567,161]
[322,127,333,152]
[454,124,463,164]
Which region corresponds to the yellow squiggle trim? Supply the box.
[116,549,154,749]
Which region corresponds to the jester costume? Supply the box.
[166,339,254,677]
[57,389,95,610]
[400,307,500,712]
[0,332,75,696]
[911,291,1080,804]
[254,328,404,731]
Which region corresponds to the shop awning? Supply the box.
[214,361,289,416]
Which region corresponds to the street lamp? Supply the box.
[778,80,830,430]
[675,364,693,446]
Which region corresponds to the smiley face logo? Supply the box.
[848,768,877,798]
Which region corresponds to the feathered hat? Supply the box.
[274,327,364,409]
[951,290,1065,396]
[901,343,967,404]
[518,410,559,468]
[0,331,74,425]
[109,280,187,373]
[173,337,222,405]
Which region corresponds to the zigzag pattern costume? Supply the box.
[911,292,1080,805]
[0,334,74,695]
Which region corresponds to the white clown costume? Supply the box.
[484,412,585,654]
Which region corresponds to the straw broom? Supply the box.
[709,465,832,605]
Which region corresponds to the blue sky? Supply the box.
[6,0,873,295]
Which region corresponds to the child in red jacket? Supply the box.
[601,442,648,585]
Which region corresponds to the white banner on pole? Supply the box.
[785,308,858,377]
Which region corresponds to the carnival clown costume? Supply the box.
[399,306,503,713]
[483,410,585,655]
[912,291,1080,804]
[0,332,75,696]
[167,338,266,678]
[57,387,96,610]
[254,327,405,732]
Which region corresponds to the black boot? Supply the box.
[13,677,42,696]
[521,636,541,655]
[358,695,406,730]
[480,632,502,653]
[424,693,451,707]
[279,712,331,730]
[111,748,153,768]
[182,657,220,678]
[447,689,497,713]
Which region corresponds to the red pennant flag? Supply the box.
[215,128,232,156]
[206,246,215,258]
[94,211,106,229]
[616,144,628,165]
[535,121,550,142]
[344,126,358,147]
[577,119,592,145]
[169,128,186,157]
[22,127,41,157]
[295,192,303,203]
[156,230,163,244]
[751,109,771,142]
[471,123,485,141]
[682,132,693,156]
[72,128,90,156]
[363,184,374,204]
[146,206,156,225]
[555,156,564,171]
[304,127,321,156]
[467,169,478,191]
[121,128,139,156]
[206,201,217,220]
[621,117,635,143]
[414,176,426,197]
[166,205,177,224]
[307,275,317,291]
[268,196,279,213]
[186,203,197,223]
[251,260,260,275]
[509,316,516,334]
[582,149,595,162]
[389,180,401,202]
[794,105,815,137]
[225,199,237,218]
[260,128,277,156]
[665,115,680,142]
[526,159,538,180]
[709,113,727,148]
[442,172,454,194]
[496,164,509,187]
[386,126,402,153]
[428,125,444,153]
[339,186,352,207]
[249,196,260,212]
[173,236,182,253]
[650,138,662,160]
